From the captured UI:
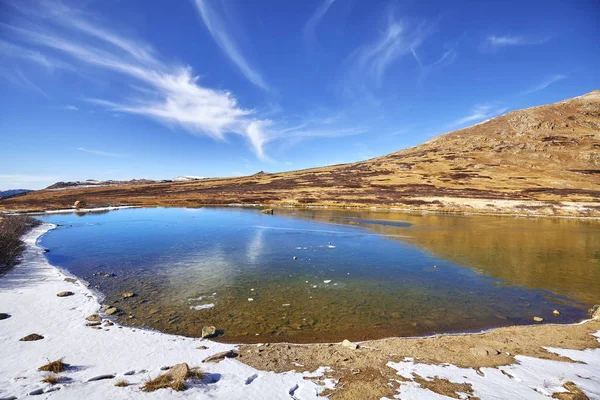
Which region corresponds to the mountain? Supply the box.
[2,91,599,216]
[0,189,32,199]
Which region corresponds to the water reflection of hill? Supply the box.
[283,209,600,305]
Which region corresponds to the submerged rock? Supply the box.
[553,310,561,316]
[86,314,101,322]
[341,339,358,350]
[105,307,118,315]
[533,316,544,322]
[19,333,44,341]
[57,291,74,297]
[201,326,217,338]
[261,208,274,215]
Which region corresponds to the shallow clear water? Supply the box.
[37,207,599,343]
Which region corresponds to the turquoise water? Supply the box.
[37,207,592,343]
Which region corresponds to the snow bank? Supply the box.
[385,338,600,399]
[0,224,330,399]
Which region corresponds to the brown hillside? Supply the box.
[2,91,599,216]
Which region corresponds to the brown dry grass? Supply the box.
[114,379,129,387]
[553,381,590,400]
[0,215,40,274]
[1,91,599,217]
[141,367,203,392]
[41,373,59,385]
[38,358,66,373]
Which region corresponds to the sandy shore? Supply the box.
[0,224,599,399]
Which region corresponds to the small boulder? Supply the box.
[201,326,217,338]
[0,313,10,320]
[29,388,45,396]
[86,314,101,322]
[122,292,135,298]
[20,333,44,341]
[553,310,560,316]
[261,209,274,215]
[57,291,74,297]
[202,350,239,363]
[533,316,543,322]
[341,339,358,350]
[105,307,118,315]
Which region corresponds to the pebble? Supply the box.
[29,388,44,396]
[553,310,560,316]
[533,316,543,322]
[57,291,74,297]
[19,333,44,341]
[86,322,102,327]
[123,370,135,376]
[122,292,135,298]
[248,298,254,302]
[0,396,18,400]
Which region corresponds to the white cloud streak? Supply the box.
[193,0,269,91]
[2,1,362,161]
[350,14,434,86]
[520,74,567,95]
[486,34,549,48]
[304,0,336,52]
[77,147,127,158]
[448,104,508,128]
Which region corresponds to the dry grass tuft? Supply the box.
[38,358,66,373]
[115,378,129,387]
[141,365,203,392]
[41,373,59,385]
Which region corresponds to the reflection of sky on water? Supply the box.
[36,207,595,342]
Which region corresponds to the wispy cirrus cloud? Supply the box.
[348,10,435,88]
[304,0,336,52]
[448,104,508,128]
[62,104,78,111]
[2,0,361,161]
[77,147,127,158]
[486,34,549,48]
[193,0,269,91]
[520,74,567,95]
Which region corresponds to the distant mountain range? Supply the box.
[0,189,32,199]
[45,176,208,190]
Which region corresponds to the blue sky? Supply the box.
[0,0,598,189]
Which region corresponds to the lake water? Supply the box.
[37,207,599,343]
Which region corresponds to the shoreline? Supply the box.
[2,202,600,221]
[1,224,599,399]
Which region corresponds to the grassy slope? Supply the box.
[1,91,599,216]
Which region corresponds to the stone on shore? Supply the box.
[122,292,135,298]
[201,326,217,338]
[57,291,74,297]
[342,339,358,350]
[86,314,101,322]
[20,333,44,341]
[87,374,115,382]
[202,350,239,363]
